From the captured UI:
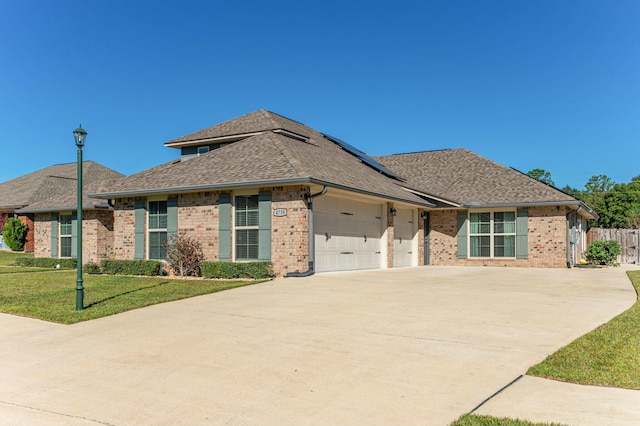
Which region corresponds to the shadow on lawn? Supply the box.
[84,281,172,309]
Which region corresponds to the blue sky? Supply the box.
[1,0,638,189]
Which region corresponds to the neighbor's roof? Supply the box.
[0,161,125,212]
[92,110,433,207]
[15,179,124,214]
[375,149,597,216]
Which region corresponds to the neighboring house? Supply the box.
[0,162,124,257]
[89,110,595,276]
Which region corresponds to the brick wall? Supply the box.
[33,210,115,262]
[113,198,138,260]
[428,206,569,268]
[111,187,310,277]
[270,186,309,277]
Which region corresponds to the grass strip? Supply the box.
[0,270,266,324]
[450,414,565,426]
[527,270,640,389]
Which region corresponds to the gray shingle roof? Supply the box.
[0,162,125,212]
[374,149,579,206]
[93,111,431,206]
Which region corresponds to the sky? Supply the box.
[1,0,638,190]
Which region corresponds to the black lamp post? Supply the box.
[73,125,87,311]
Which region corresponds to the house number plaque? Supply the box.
[273,208,287,217]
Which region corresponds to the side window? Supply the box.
[59,214,73,257]
[148,200,168,259]
[235,195,259,260]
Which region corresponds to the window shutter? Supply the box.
[71,213,78,258]
[50,214,58,258]
[258,191,272,261]
[218,193,231,261]
[456,210,468,259]
[134,200,145,259]
[167,197,178,239]
[516,209,528,259]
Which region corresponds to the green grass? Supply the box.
[527,270,640,389]
[0,250,32,266]
[451,414,565,426]
[0,269,266,324]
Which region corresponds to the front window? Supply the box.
[148,200,167,259]
[235,195,259,260]
[60,214,72,257]
[469,211,515,258]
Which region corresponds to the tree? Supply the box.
[2,218,28,251]
[527,168,555,186]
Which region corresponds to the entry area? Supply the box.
[314,196,383,272]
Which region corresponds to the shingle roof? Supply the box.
[165,109,313,145]
[0,162,125,212]
[16,179,124,213]
[93,111,431,206]
[374,149,579,206]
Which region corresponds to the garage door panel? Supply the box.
[315,197,383,272]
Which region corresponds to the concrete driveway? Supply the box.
[0,266,636,425]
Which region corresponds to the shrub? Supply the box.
[2,218,28,251]
[201,261,273,279]
[100,259,163,276]
[14,257,77,268]
[163,234,205,277]
[84,261,101,273]
[585,240,621,266]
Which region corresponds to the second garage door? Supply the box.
[314,196,383,272]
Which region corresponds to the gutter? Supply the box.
[286,186,328,277]
[15,202,112,214]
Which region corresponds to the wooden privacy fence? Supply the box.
[587,228,639,264]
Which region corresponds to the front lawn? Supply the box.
[527,270,640,389]
[0,269,266,324]
[0,250,31,266]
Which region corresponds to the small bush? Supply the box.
[100,259,163,276]
[585,240,621,266]
[201,261,273,279]
[84,261,101,273]
[164,234,205,277]
[14,257,77,268]
[3,218,28,251]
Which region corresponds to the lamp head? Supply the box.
[73,125,87,147]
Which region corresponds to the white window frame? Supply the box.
[468,210,516,258]
[147,199,168,260]
[233,193,260,261]
[59,212,73,258]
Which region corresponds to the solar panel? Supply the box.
[323,134,405,181]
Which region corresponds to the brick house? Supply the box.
[2,162,124,259]
[89,110,595,276]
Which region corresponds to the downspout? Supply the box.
[286,186,328,277]
[566,205,583,268]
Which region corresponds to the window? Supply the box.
[148,200,167,259]
[235,195,259,260]
[469,211,515,258]
[197,146,210,156]
[60,214,72,257]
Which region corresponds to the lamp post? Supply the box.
[73,125,87,311]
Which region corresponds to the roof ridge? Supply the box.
[267,132,310,177]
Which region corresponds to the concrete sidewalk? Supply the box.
[476,375,640,426]
[0,266,637,425]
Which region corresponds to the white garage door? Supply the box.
[315,196,383,272]
[393,208,415,267]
